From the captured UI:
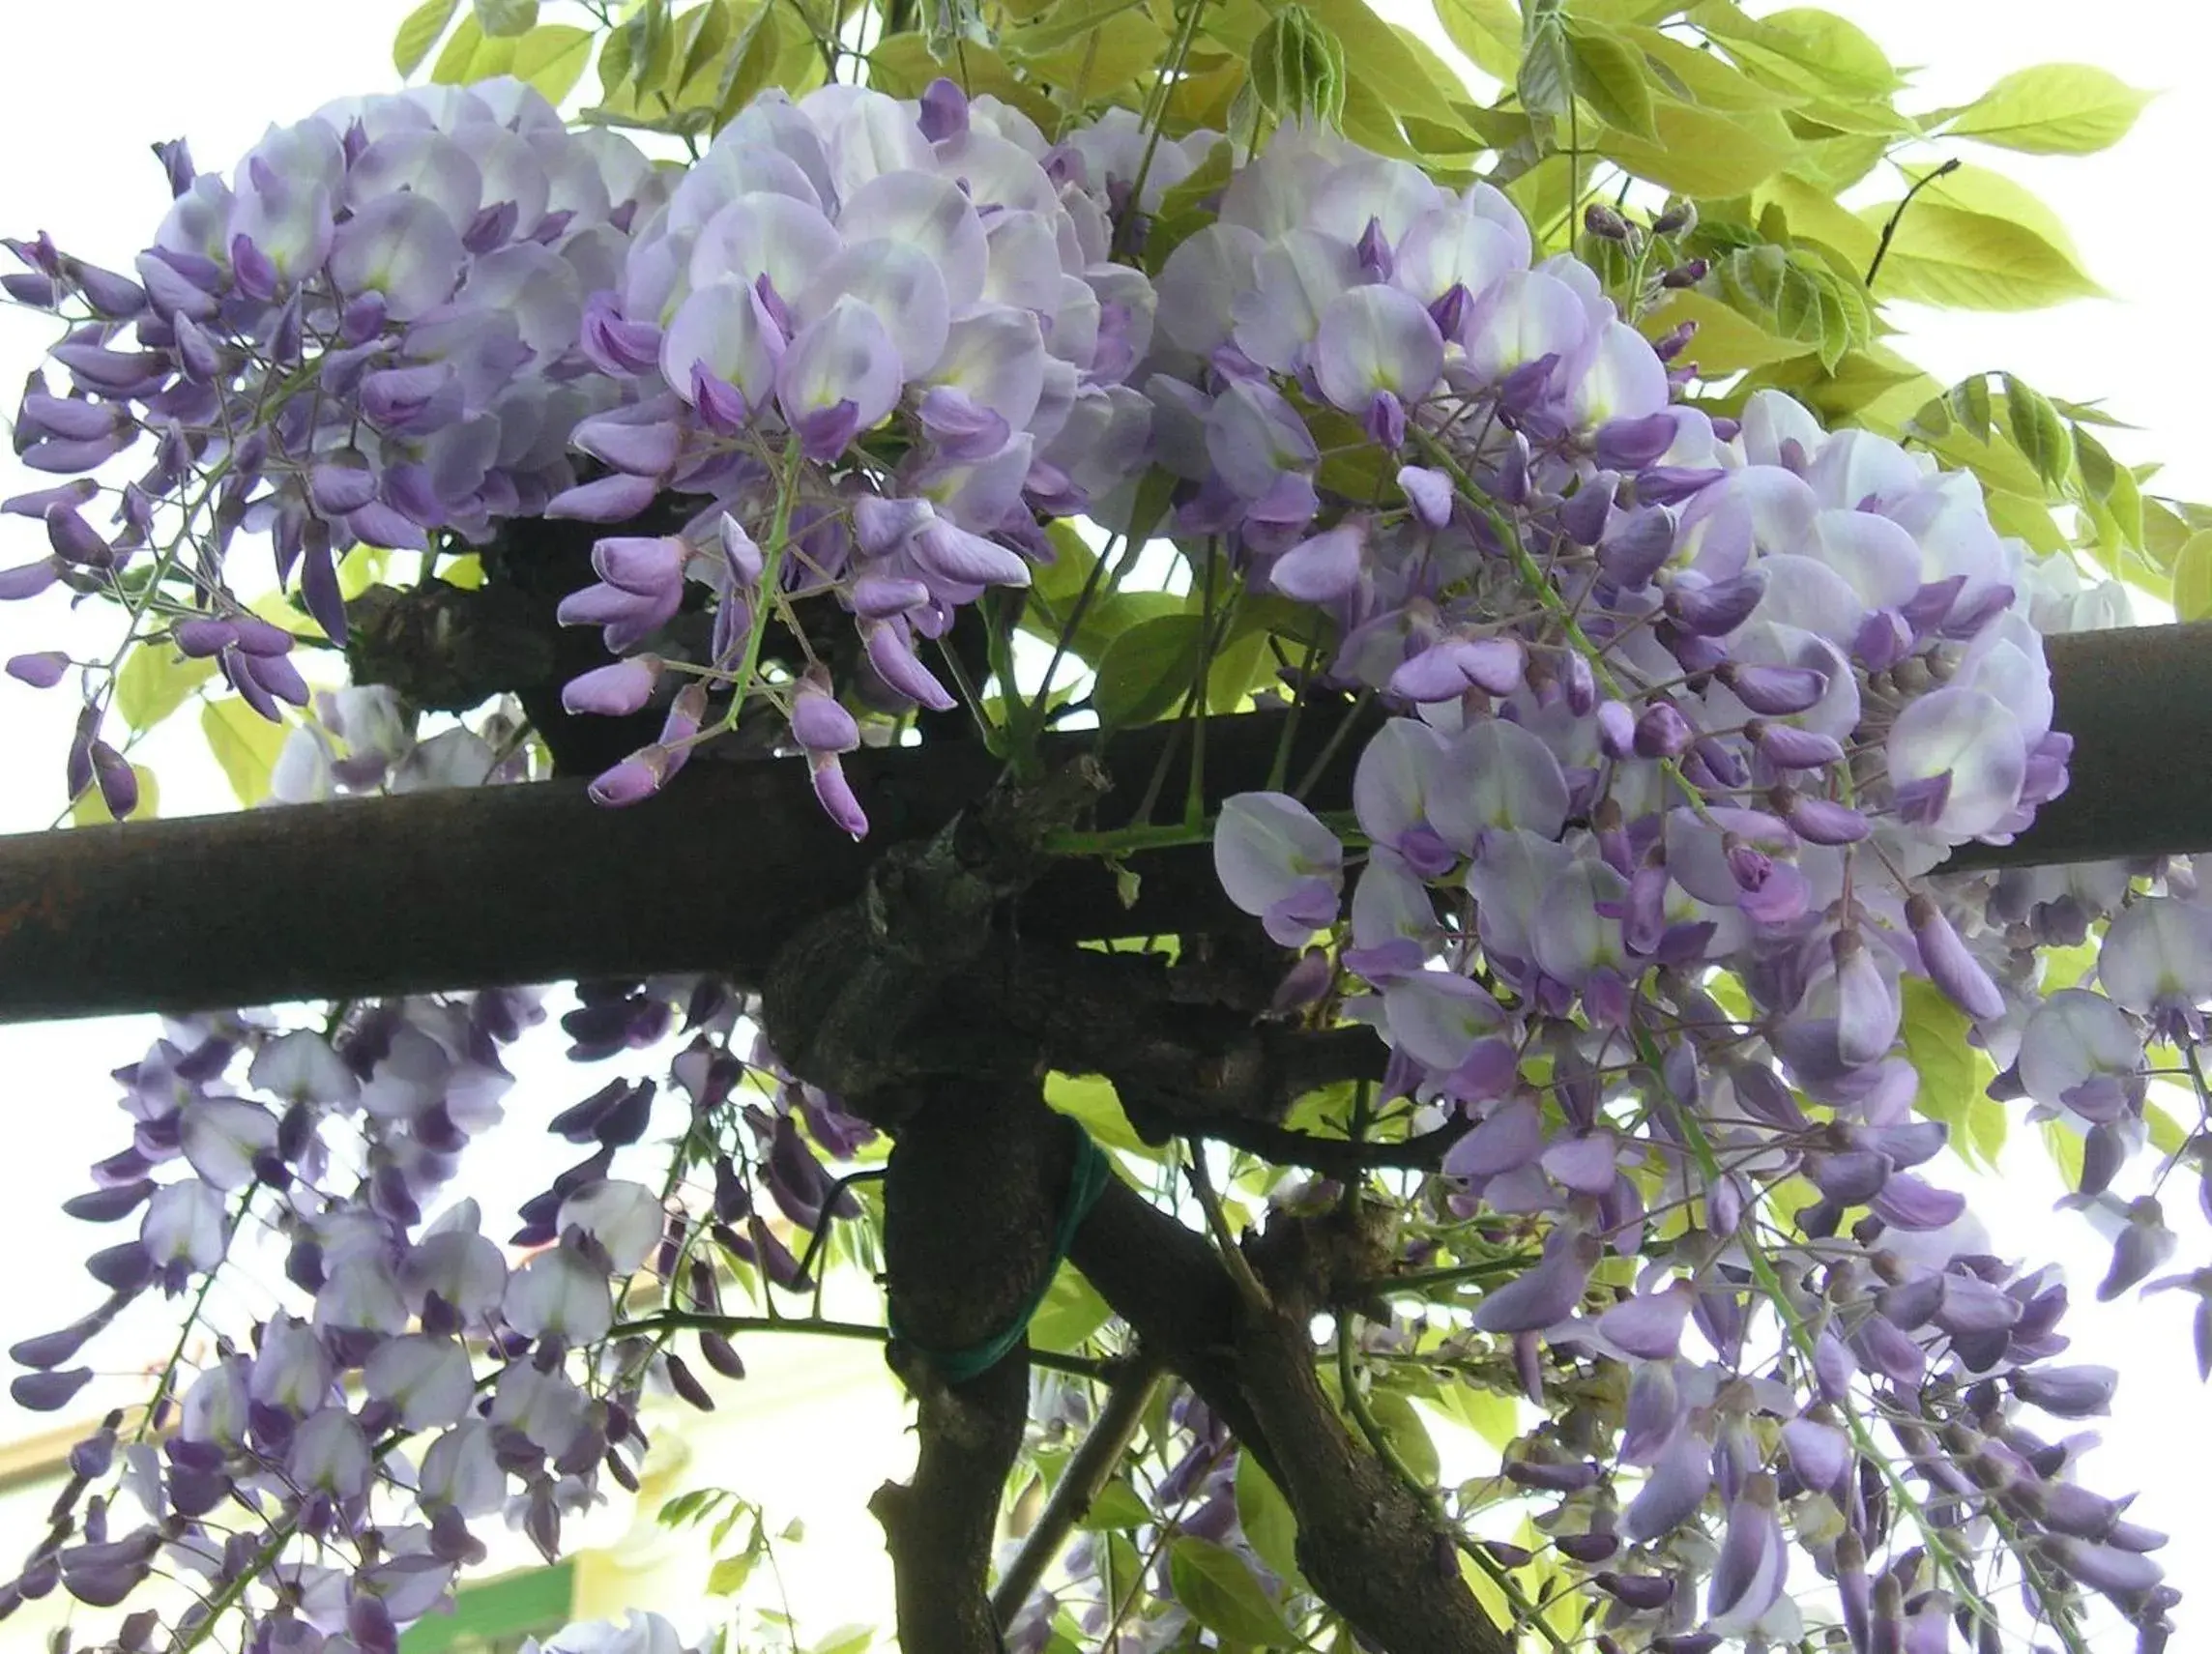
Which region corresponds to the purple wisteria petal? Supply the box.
[777,296,902,459]
[1443,1095,1542,1181]
[661,278,781,410]
[1704,1479,1788,1636]
[1471,1230,1597,1333]
[1596,1282,1693,1360]
[2097,897,2212,1022]
[1310,284,1444,414]
[1269,522,1365,604]
[328,190,463,320]
[1213,793,1343,932]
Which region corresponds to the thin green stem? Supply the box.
[1334,1316,1573,1654]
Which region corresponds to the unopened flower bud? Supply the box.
[1250,4,1348,127]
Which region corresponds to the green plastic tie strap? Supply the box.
[888,1126,1113,1384]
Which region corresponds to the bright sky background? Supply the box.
[0,2,2207,1646]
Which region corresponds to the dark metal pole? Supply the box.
[1,624,2206,1024]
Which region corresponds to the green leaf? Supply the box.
[1949,374,1994,445]
[1367,1389,1441,1483]
[1234,1455,1304,1588]
[2002,375,2073,487]
[1753,172,1878,269]
[1290,0,1470,131]
[1563,21,1656,137]
[393,0,462,75]
[706,1549,758,1596]
[1517,6,1572,121]
[1594,100,1797,197]
[1859,174,2104,311]
[432,14,518,81]
[512,24,595,103]
[1077,1479,1151,1531]
[2041,1119,2086,1192]
[1001,0,1151,56]
[472,0,539,37]
[1690,3,1901,98]
[1900,977,2000,1171]
[200,697,289,807]
[2171,531,2212,623]
[1946,63,2153,156]
[1028,1264,1112,1353]
[1625,24,1793,112]
[1640,289,1810,375]
[714,3,787,122]
[1167,1538,1296,1646]
[1421,1382,1521,1450]
[1045,1073,1155,1157]
[1092,612,1205,727]
[114,644,216,735]
[1432,0,1520,82]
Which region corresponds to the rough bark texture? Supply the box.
[755,768,1514,1654]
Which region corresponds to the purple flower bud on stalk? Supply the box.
[545,474,661,523]
[791,680,859,754]
[589,750,668,808]
[1633,701,1692,759]
[5,651,67,687]
[562,657,662,718]
[810,751,869,839]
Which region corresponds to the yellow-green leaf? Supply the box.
[1045,1073,1155,1157]
[1000,0,1151,56]
[1432,0,1519,83]
[1640,289,1810,376]
[513,24,595,103]
[1594,100,1797,198]
[393,0,462,76]
[1859,169,2104,311]
[432,15,519,81]
[1690,3,1901,98]
[115,644,216,735]
[1029,1263,1112,1352]
[473,0,538,36]
[71,765,159,826]
[1900,977,1999,1171]
[1293,0,1470,131]
[1625,23,1795,113]
[2172,532,2212,623]
[1420,1381,1521,1450]
[1367,1389,1441,1482]
[1946,63,2153,156]
[201,697,289,807]
[1753,171,1878,269]
[1564,20,1656,138]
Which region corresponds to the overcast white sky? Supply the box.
[0,3,2206,1645]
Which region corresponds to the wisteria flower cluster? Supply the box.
[2,77,664,813]
[5,48,2209,1654]
[546,78,1163,827]
[1193,123,2176,1648]
[2,955,877,1653]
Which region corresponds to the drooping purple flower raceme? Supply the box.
[538,79,1162,818]
[1180,118,2191,1654]
[1,78,663,813]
